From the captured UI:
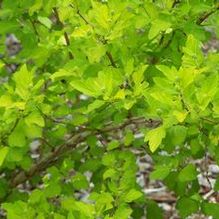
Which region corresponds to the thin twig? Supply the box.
[77,10,89,25]
[172,0,181,8]
[63,32,74,59]
[201,117,219,125]
[70,4,117,67]
[53,7,74,59]
[148,194,176,203]
[204,150,212,190]
[106,51,117,68]
[53,7,63,27]
[179,91,190,112]
[196,3,219,25]
[29,18,40,42]
[9,117,162,187]
[39,138,53,148]
[198,124,212,190]
[69,4,91,26]
[203,190,215,200]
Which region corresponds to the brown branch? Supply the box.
[197,11,215,25]
[63,32,74,59]
[69,4,91,26]
[198,125,212,190]
[106,51,117,68]
[201,117,219,125]
[53,7,74,59]
[196,3,219,25]
[149,194,176,203]
[9,117,162,187]
[172,0,180,8]
[204,149,212,190]
[39,137,53,148]
[10,132,85,187]
[77,10,89,25]
[179,91,190,112]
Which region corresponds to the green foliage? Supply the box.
[0,0,219,218]
[176,197,199,218]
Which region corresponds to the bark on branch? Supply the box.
[196,3,219,25]
[10,117,162,188]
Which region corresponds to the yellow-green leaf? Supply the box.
[86,44,106,63]
[25,111,45,127]
[0,95,13,108]
[0,147,9,166]
[173,111,188,123]
[145,126,166,152]
[13,65,33,100]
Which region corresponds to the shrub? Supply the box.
[0,0,219,218]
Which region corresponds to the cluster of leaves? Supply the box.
[0,0,219,218]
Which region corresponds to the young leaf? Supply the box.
[114,205,132,219]
[202,202,219,219]
[182,34,203,67]
[150,166,170,180]
[144,126,166,152]
[124,131,134,146]
[122,189,142,203]
[0,147,9,166]
[176,197,199,218]
[38,16,52,29]
[25,111,45,127]
[86,44,106,63]
[8,121,26,147]
[148,19,171,40]
[146,200,163,219]
[71,173,89,190]
[13,65,33,100]
[107,140,120,151]
[178,164,198,182]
